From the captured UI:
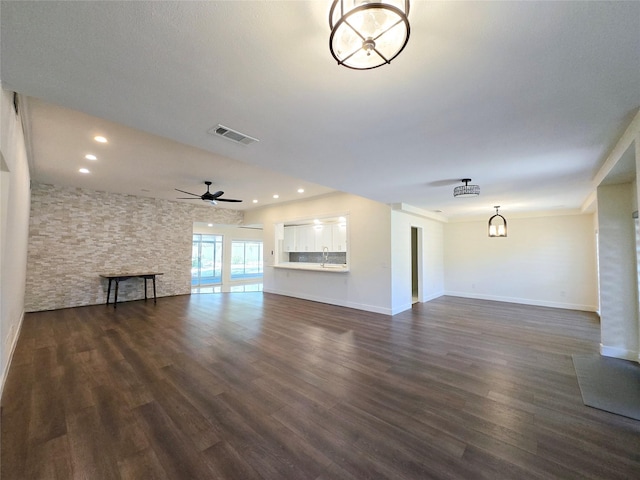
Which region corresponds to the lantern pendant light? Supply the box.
[488,206,507,237]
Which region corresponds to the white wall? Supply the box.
[597,183,638,360]
[590,112,640,362]
[444,213,598,311]
[244,192,394,314]
[391,210,445,314]
[0,88,31,394]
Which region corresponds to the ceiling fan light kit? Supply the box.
[175,181,242,204]
[329,0,410,70]
[453,179,480,197]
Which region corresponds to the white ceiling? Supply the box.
[21,98,336,209]
[1,1,639,217]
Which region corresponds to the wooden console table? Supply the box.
[99,272,163,308]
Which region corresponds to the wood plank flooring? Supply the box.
[2,294,639,479]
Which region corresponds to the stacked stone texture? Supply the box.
[25,183,243,312]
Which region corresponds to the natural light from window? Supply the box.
[192,234,223,287]
[231,240,263,280]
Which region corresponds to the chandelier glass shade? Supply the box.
[329,0,410,70]
[488,206,507,237]
[453,178,480,198]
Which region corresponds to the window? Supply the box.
[192,234,223,286]
[231,240,263,279]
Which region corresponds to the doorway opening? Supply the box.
[411,226,421,304]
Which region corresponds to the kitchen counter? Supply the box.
[272,262,349,273]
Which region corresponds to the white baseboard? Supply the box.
[444,291,598,312]
[421,291,445,303]
[1,310,25,397]
[262,289,447,316]
[260,288,597,317]
[600,344,639,362]
[264,288,600,318]
[391,302,413,315]
[263,288,393,315]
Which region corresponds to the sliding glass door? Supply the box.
[231,240,263,280]
[192,234,223,286]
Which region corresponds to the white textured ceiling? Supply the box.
[21,98,336,209]
[1,1,639,217]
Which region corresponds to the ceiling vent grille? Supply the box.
[208,124,259,145]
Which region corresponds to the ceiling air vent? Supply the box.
[208,124,259,146]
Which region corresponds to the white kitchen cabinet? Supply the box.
[332,224,347,252]
[314,225,332,251]
[283,222,347,253]
[284,225,313,252]
[283,226,296,252]
[296,225,314,252]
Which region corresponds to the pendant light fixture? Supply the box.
[488,206,507,237]
[453,178,480,198]
[329,0,410,70]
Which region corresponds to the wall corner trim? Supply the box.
[1,310,25,399]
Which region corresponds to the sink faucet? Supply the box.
[322,246,329,267]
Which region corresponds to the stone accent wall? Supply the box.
[25,183,243,311]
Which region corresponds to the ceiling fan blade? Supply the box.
[175,185,240,202]
[174,188,201,197]
[174,188,200,198]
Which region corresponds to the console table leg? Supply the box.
[153,276,157,303]
[106,279,112,305]
[114,279,119,309]
[144,278,148,301]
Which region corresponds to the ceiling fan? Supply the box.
[175,181,242,204]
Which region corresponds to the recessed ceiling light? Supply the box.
[79,168,90,174]
[313,219,321,224]
[273,194,279,199]
[252,199,258,203]
[208,223,213,227]
[85,154,97,160]
[94,135,108,143]
[297,188,304,193]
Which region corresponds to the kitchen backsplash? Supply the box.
[288,252,347,264]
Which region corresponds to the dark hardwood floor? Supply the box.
[2,293,639,479]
